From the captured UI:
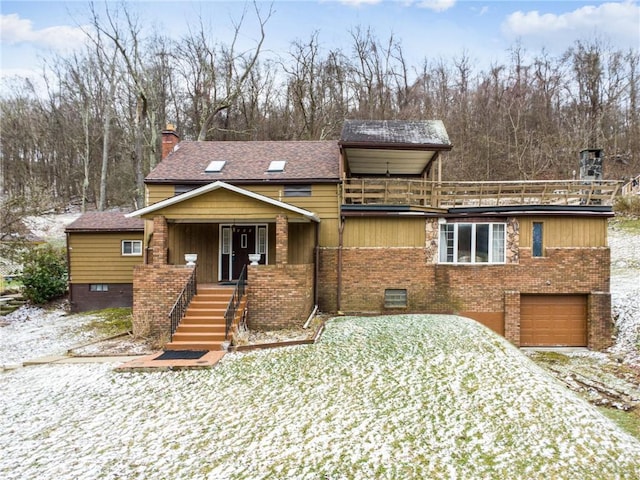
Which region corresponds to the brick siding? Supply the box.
[132,264,194,339]
[247,264,314,330]
[318,245,612,349]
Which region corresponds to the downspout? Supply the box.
[65,232,72,307]
[337,215,344,313]
[314,221,319,306]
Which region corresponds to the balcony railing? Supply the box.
[342,178,622,208]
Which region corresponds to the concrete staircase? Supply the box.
[165,286,237,351]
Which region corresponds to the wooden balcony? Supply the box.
[342,178,622,209]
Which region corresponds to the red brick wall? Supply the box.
[132,264,194,338]
[152,216,168,265]
[247,264,314,330]
[317,245,612,349]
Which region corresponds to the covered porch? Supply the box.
[127,181,320,343]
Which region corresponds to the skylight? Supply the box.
[205,160,226,173]
[267,160,286,172]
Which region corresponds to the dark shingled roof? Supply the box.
[146,140,340,184]
[65,212,144,233]
[340,120,451,147]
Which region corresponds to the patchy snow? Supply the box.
[23,212,81,243]
[1,315,640,479]
[0,305,104,367]
[0,220,639,478]
[609,223,640,365]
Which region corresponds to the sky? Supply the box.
[0,0,639,91]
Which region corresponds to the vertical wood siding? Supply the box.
[343,217,426,247]
[518,216,607,248]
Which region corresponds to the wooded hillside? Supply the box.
[1,4,638,211]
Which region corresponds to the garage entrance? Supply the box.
[520,295,588,347]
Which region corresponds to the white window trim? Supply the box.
[121,240,143,256]
[439,222,506,264]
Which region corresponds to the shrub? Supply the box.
[614,195,640,218]
[21,244,68,304]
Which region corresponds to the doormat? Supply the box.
[154,350,208,361]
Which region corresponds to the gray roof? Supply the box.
[340,120,451,148]
[146,140,340,184]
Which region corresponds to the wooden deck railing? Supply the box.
[621,175,640,196]
[342,178,622,208]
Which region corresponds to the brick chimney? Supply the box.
[161,123,180,160]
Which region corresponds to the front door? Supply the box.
[220,225,257,281]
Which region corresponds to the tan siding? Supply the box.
[168,224,218,283]
[249,184,340,220]
[68,233,143,284]
[289,223,316,264]
[343,218,426,247]
[319,218,339,247]
[145,183,339,220]
[519,217,607,248]
[148,189,311,222]
[146,184,175,205]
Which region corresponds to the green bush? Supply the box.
[21,244,68,304]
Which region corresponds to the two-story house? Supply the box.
[66,120,618,350]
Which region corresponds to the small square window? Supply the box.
[122,240,142,256]
[90,284,109,292]
[385,289,408,308]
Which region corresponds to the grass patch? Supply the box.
[527,350,571,365]
[85,307,132,336]
[598,407,640,441]
[610,216,640,234]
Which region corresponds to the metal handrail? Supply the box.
[225,265,247,338]
[168,267,197,339]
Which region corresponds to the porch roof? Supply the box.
[126,181,320,223]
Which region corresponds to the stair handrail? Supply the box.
[225,265,247,338]
[168,267,197,339]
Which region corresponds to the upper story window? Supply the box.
[284,184,312,197]
[122,240,142,256]
[439,223,505,264]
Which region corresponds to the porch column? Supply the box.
[152,215,168,265]
[276,214,288,265]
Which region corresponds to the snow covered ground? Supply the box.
[0,220,639,479]
[1,315,640,479]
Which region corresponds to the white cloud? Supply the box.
[502,1,640,49]
[417,0,456,12]
[0,13,86,52]
[339,0,383,6]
